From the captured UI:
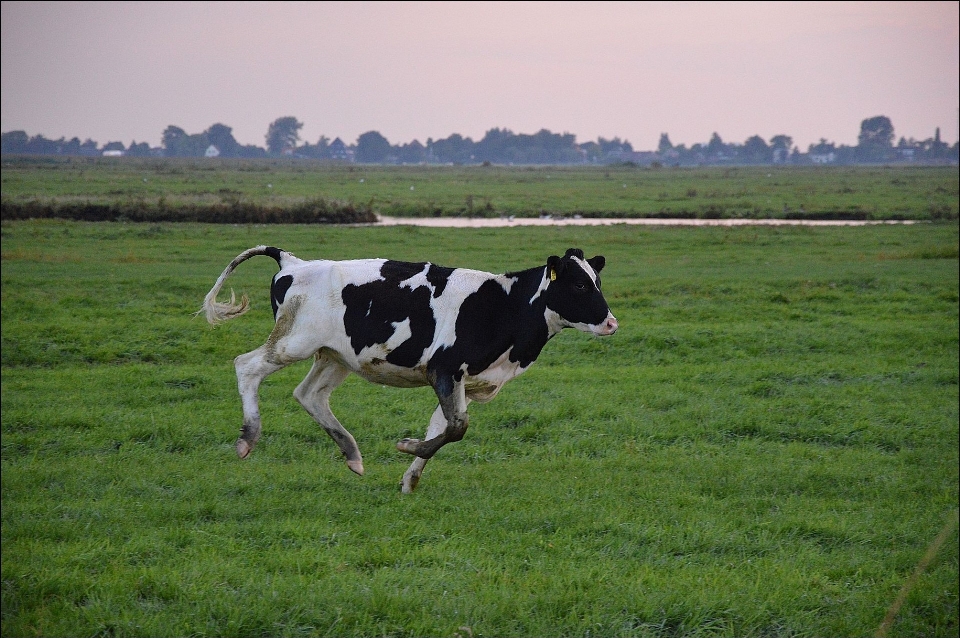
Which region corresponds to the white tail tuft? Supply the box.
[202,288,250,325]
[198,245,279,325]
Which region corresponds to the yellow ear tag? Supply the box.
[549,269,557,281]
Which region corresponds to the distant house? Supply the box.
[810,152,836,164]
[102,150,124,157]
[205,145,220,158]
[329,137,350,161]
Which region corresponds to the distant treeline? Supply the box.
[2,115,957,166]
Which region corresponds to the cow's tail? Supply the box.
[200,245,288,325]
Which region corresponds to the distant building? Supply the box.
[205,145,220,158]
[102,150,124,157]
[810,152,836,164]
[329,137,350,161]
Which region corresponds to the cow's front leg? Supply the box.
[400,403,448,493]
[397,373,468,461]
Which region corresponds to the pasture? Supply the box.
[1,157,957,221]
[1,219,958,637]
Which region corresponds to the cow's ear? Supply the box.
[547,255,565,281]
[588,255,606,274]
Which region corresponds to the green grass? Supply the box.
[2,219,958,637]
[2,157,957,220]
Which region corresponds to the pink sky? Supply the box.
[2,1,957,151]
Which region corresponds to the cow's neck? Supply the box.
[502,266,555,367]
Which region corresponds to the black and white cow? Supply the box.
[201,246,618,492]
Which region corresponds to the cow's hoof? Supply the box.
[346,459,365,476]
[396,438,421,455]
[236,439,254,459]
[400,473,420,494]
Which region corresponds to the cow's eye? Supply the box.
[575,282,587,291]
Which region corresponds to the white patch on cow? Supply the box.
[529,269,550,304]
[385,317,413,353]
[497,275,517,295]
[570,256,600,287]
[464,346,530,402]
[429,268,491,349]
[332,259,390,289]
[399,263,433,294]
[543,307,566,335]
[544,307,617,337]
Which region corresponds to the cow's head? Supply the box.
[544,248,618,336]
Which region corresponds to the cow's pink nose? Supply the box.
[599,315,619,335]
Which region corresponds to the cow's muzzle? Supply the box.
[595,313,619,336]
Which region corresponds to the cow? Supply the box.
[201,246,618,493]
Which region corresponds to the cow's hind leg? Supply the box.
[293,351,363,475]
[233,305,320,459]
[234,346,288,458]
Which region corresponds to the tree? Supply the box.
[808,138,836,154]
[266,116,302,154]
[431,133,475,164]
[315,135,331,157]
[770,135,793,151]
[743,135,770,163]
[931,127,948,159]
[397,140,426,164]
[355,130,392,163]
[858,116,894,148]
[707,132,726,157]
[79,139,99,156]
[598,136,632,154]
[657,133,673,154]
[769,135,793,164]
[298,135,331,160]
[857,116,894,161]
[204,123,239,157]
[1,130,29,154]
[161,125,209,157]
[162,125,187,153]
[61,137,82,155]
[126,141,152,157]
[475,127,514,162]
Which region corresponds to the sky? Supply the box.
[2,1,958,152]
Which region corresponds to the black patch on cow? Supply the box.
[264,246,283,264]
[426,264,454,298]
[341,261,438,367]
[428,280,513,382]
[271,274,294,318]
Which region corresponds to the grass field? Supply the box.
[2,157,958,220]
[1,219,958,637]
